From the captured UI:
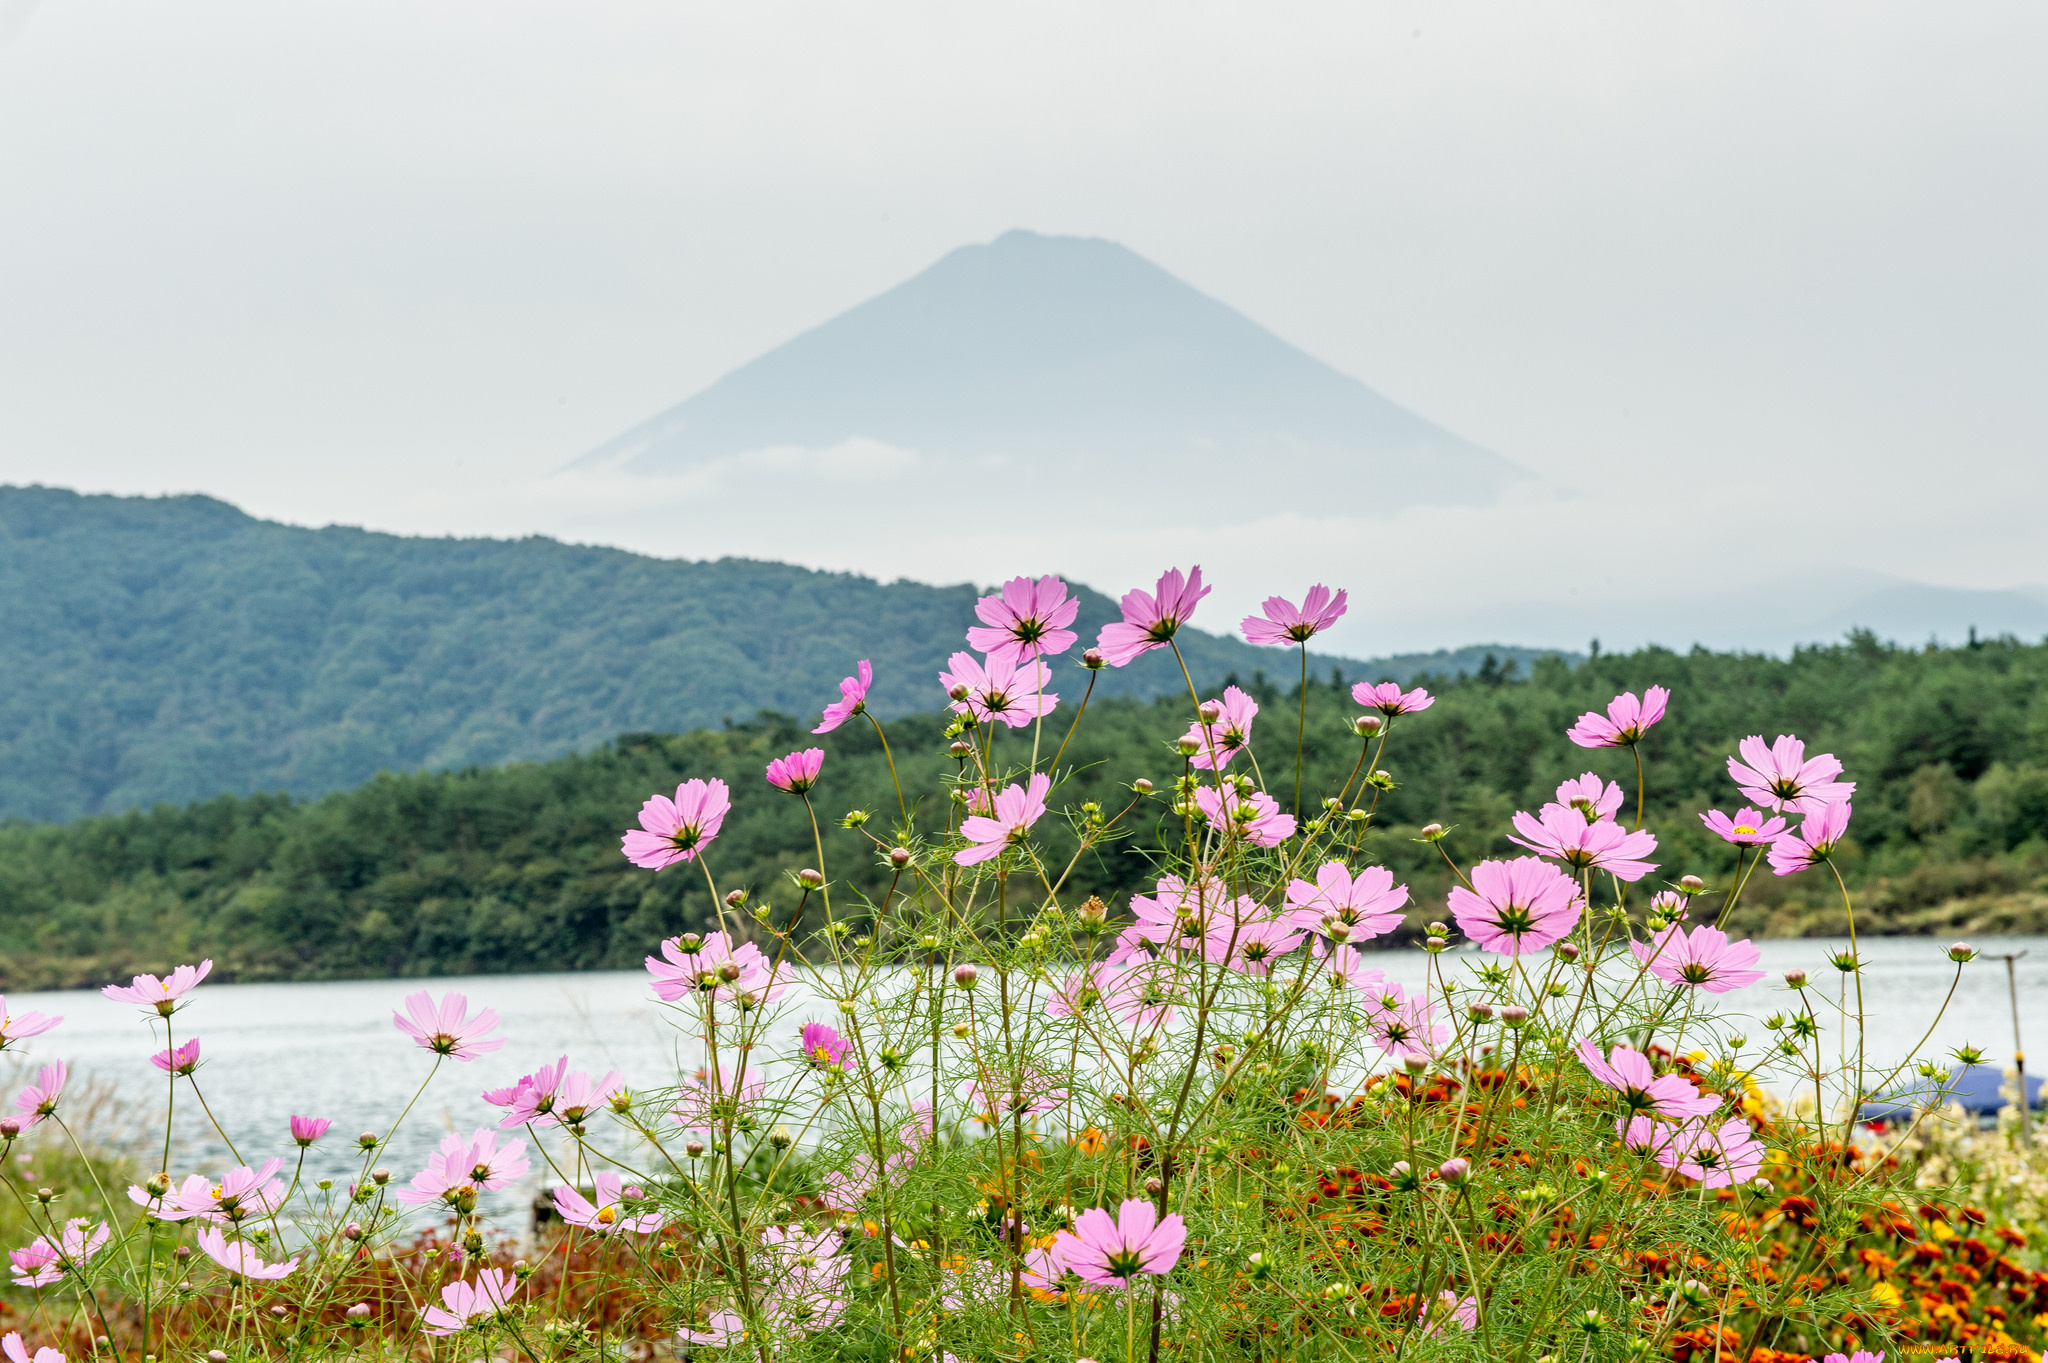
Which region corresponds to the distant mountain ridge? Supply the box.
[579,230,1524,521]
[0,486,1566,822]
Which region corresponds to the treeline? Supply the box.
[3,631,2047,989]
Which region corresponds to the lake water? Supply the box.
[5,935,2043,1222]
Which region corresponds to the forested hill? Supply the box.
[3,634,2046,990]
[0,485,1559,821]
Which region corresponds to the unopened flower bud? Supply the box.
[1078,896,1109,932]
[1678,875,1705,894]
[1427,921,1448,936]
[1753,1178,1773,1193]
[954,963,979,988]
[1133,778,1153,793]
[0,1118,18,1141]
[949,741,972,759]
[724,889,747,909]
[1949,942,1977,962]
[371,1168,390,1186]
[346,1303,372,1324]
[1403,1054,1429,1076]
[1390,1160,1411,1178]
[797,868,824,890]
[1144,1176,1164,1196]
[1554,943,1580,962]
[1353,715,1383,737]
[208,1353,229,1363]
[686,1140,706,1159]
[344,1221,363,1241]
[1784,969,1808,988]
[1467,1003,1494,1023]
[1437,1157,1470,1185]
[889,846,912,868]
[1323,1281,1350,1301]
[270,1304,289,1319]
[718,962,742,982]
[357,1131,379,1150]
[1418,822,1446,842]
[35,1187,55,1204]
[769,1125,794,1150]
[1082,648,1105,669]
[1177,737,1201,757]
[1500,1006,1529,1026]
[146,1171,172,1197]
[1324,917,1352,943]
[947,682,971,702]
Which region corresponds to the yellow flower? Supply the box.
[1869,1283,1902,1309]
[1930,1220,1957,1242]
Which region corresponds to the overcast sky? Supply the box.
[3,2,2044,655]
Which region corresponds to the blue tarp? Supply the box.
[1858,1063,2044,1121]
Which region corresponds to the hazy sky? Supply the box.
[3,2,2044,655]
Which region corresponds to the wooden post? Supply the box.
[1993,951,2030,1143]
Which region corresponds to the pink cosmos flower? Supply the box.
[1418,1290,1478,1334]
[1098,961,1179,1031]
[1726,735,1856,813]
[1575,1041,1718,1120]
[142,1158,289,1224]
[1767,801,1853,876]
[3,1333,64,1363]
[622,777,732,870]
[1193,786,1296,848]
[290,1115,331,1147]
[1019,1241,1067,1295]
[484,1055,570,1127]
[101,960,213,1015]
[1109,875,1232,960]
[1055,1199,1187,1286]
[1178,686,1258,770]
[813,660,873,734]
[1568,686,1669,748]
[12,1064,66,1127]
[1351,681,1433,716]
[1554,772,1625,822]
[670,1062,766,1142]
[801,1022,851,1071]
[939,651,1057,728]
[1047,965,1116,1019]
[678,1307,749,1346]
[1657,1116,1767,1188]
[1631,924,1766,993]
[196,1226,296,1281]
[0,1000,61,1052]
[1823,1353,1886,1363]
[1284,862,1409,942]
[819,1153,893,1213]
[150,1038,201,1076]
[397,1128,531,1206]
[1700,806,1789,848]
[955,773,1051,866]
[753,1226,850,1332]
[765,747,825,793]
[1205,916,1306,977]
[1095,567,1211,668]
[967,574,1081,664]
[1508,805,1659,881]
[1242,584,1348,646]
[1448,858,1583,956]
[1619,1114,1686,1158]
[9,1218,108,1288]
[967,1068,1070,1120]
[421,1268,518,1335]
[553,1171,661,1234]
[1317,942,1387,995]
[393,991,504,1061]
[525,1069,622,1127]
[1367,987,1447,1066]
[645,932,786,1007]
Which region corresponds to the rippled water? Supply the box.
[3,934,2041,1219]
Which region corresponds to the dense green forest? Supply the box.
[4,633,2047,990]
[0,484,1553,821]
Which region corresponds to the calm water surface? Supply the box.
[5,935,2044,1216]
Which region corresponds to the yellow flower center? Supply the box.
[1733,825,1757,836]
